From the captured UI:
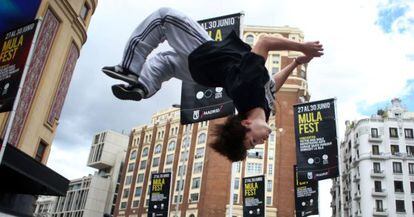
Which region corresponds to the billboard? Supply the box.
[0,20,39,112]
[0,0,41,36]
[242,175,265,217]
[294,165,319,217]
[148,172,172,217]
[293,98,339,181]
[180,13,243,124]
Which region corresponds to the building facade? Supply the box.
[0,0,98,216]
[331,98,414,217]
[51,130,128,217]
[34,196,58,217]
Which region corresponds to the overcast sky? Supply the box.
[47,0,414,216]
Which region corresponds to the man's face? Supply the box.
[242,119,272,150]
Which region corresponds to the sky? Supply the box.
[46,0,414,216]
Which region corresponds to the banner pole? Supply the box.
[0,19,42,163]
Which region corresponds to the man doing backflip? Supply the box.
[102,7,324,162]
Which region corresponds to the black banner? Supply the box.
[148,172,172,217]
[294,165,319,217]
[294,98,339,181]
[0,21,38,113]
[242,175,265,217]
[180,13,243,124]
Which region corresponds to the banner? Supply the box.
[242,175,265,217]
[293,98,339,181]
[148,172,172,217]
[0,21,39,112]
[180,13,243,124]
[294,165,319,217]
[0,0,41,36]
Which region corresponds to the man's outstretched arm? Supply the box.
[273,55,313,92]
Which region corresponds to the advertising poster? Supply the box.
[293,98,339,181]
[294,165,319,217]
[180,13,243,124]
[242,175,265,217]
[148,172,172,217]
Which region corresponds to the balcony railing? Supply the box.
[373,208,388,216]
[369,134,383,142]
[372,188,387,197]
[370,152,387,160]
[371,169,385,178]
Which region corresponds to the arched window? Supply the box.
[197,133,206,144]
[154,144,162,154]
[189,214,195,217]
[130,150,137,160]
[168,141,176,151]
[245,34,254,46]
[182,137,190,148]
[142,147,149,157]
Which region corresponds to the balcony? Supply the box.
[353,139,360,148]
[373,208,388,216]
[371,170,386,178]
[370,152,387,160]
[330,201,335,207]
[354,210,362,217]
[390,152,405,159]
[369,135,383,142]
[372,188,387,197]
[353,173,361,182]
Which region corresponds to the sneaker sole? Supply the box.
[102,68,139,85]
[112,85,143,101]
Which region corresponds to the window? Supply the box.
[405,129,414,139]
[372,145,379,155]
[174,195,183,204]
[234,178,240,189]
[411,182,414,193]
[233,194,238,203]
[80,3,90,20]
[137,173,144,183]
[266,196,272,205]
[245,35,254,46]
[247,162,262,175]
[152,157,160,167]
[142,147,149,157]
[190,193,199,202]
[267,180,272,192]
[374,181,382,192]
[198,133,206,144]
[176,180,184,191]
[178,165,186,175]
[396,200,405,212]
[195,147,205,159]
[182,137,190,148]
[140,160,147,170]
[132,200,139,207]
[375,200,383,212]
[166,154,174,165]
[191,177,201,189]
[394,181,404,192]
[268,149,274,160]
[268,164,273,175]
[180,150,188,161]
[130,150,137,160]
[371,128,379,138]
[120,202,127,209]
[373,162,381,173]
[193,162,203,174]
[168,141,176,151]
[409,163,414,174]
[271,54,280,64]
[235,162,241,173]
[393,162,402,174]
[128,163,135,172]
[390,128,398,138]
[135,187,142,197]
[408,146,414,156]
[125,176,132,185]
[123,189,130,198]
[94,134,100,144]
[164,168,172,173]
[271,67,279,75]
[391,145,399,155]
[35,141,48,162]
[154,144,162,154]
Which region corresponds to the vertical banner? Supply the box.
[242,175,265,217]
[294,165,319,217]
[180,13,243,124]
[0,21,39,113]
[148,172,172,217]
[293,98,339,181]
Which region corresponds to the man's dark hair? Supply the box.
[209,114,249,162]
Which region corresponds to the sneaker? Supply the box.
[111,84,146,101]
[102,65,139,85]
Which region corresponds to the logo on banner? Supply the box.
[193,110,200,120]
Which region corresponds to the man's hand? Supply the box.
[295,55,314,64]
[301,41,324,57]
